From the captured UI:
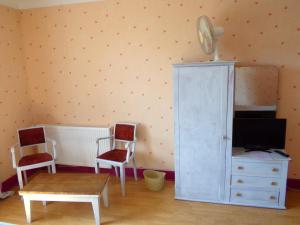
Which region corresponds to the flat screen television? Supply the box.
[233,118,286,150]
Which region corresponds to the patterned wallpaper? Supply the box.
[235,66,278,106]
[0,6,32,182]
[1,0,300,179]
[19,0,300,178]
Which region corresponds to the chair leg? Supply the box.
[51,162,56,174]
[95,162,99,174]
[17,169,23,189]
[132,157,138,181]
[47,166,51,173]
[102,182,109,207]
[114,166,119,178]
[23,171,28,184]
[119,166,126,196]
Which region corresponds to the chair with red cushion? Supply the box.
[10,126,57,189]
[95,123,137,196]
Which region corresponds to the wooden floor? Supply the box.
[1,174,300,225]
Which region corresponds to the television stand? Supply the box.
[231,147,291,209]
[245,149,272,153]
[244,145,271,153]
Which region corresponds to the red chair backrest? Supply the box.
[115,124,135,141]
[18,127,46,147]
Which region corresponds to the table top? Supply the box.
[19,172,110,196]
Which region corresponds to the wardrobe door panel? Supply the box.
[175,65,228,202]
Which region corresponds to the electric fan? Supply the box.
[197,16,224,61]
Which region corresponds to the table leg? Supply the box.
[102,183,109,207]
[23,197,31,223]
[91,197,100,225]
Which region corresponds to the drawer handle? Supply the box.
[237,179,243,184]
[236,193,242,197]
[272,168,279,172]
[270,195,276,200]
[271,181,278,186]
[237,166,244,170]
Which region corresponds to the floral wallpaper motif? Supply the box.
[0,6,32,182]
[1,0,300,179]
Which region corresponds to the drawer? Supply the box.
[231,175,280,189]
[232,161,282,177]
[231,188,279,207]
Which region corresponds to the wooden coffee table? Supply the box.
[19,173,110,225]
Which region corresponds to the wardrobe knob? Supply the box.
[237,166,244,170]
[271,181,278,186]
[236,193,242,197]
[237,179,243,184]
[270,196,276,200]
[272,168,279,172]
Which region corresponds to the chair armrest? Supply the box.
[96,136,114,156]
[96,136,114,144]
[46,138,57,160]
[125,140,136,148]
[46,137,56,145]
[10,143,18,169]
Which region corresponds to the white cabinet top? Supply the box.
[233,148,291,161]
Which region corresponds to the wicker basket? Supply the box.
[143,170,166,191]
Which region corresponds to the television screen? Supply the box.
[233,118,286,149]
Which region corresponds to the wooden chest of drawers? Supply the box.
[230,148,290,209]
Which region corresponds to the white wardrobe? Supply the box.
[173,61,290,208]
[173,61,234,203]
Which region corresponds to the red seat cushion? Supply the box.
[97,149,130,163]
[18,153,53,167]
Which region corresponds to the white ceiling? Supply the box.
[0,0,102,9]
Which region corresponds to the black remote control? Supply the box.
[274,150,290,157]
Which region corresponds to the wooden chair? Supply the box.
[10,126,57,189]
[95,123,137,196]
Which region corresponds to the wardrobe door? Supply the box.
[174,65,229,202]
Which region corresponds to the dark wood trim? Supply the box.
[1,164,175,192]
[2,174,18,192]
[1,169,36,192]
[287,179,300,190]
[2,164,300,191]
[3,165,299,192]
[55,164,175,180]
